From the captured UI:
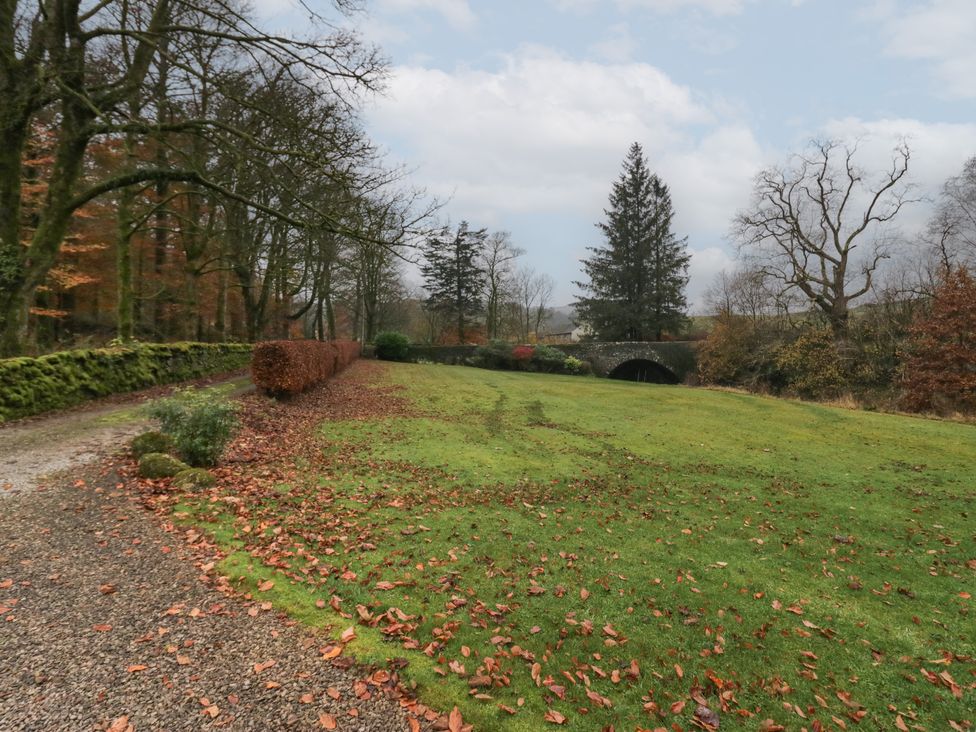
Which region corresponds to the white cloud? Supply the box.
[367,47,765,305]
[367,47,748,218]
[820,117,976,233]
[878,0,976,98]
[377,0,476,29]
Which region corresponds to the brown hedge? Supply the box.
[251,340,360,396]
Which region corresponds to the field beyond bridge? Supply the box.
[175,362,975,731]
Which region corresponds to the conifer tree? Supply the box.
[575,143,690,341]
[421,222,487,343]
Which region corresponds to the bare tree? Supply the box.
[733,140,914,337]
[481,231,523,340]
[510,267,554,342]
[929,155,976,273]
[704,267,792,324]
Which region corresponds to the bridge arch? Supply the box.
[607,358,680,384]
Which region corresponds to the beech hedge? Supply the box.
[251,340,360,396]
[0,342,253,423]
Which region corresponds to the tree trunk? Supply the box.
[116,183,137,341]
[215,263,228,341]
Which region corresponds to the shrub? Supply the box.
[473,341,514,370]
[563,356,591,375]
[251,340,360,396]
[775,327,846,399]
[511,345,535,368]
[472,342,589,375]
[531,345,567,373]
[374,332,411,362]
[172,468,216,491]
[148,388,239,467]
[130,431,176,459]
[138,452,189,479]
[0,342,252,423]
[698,315,786,390]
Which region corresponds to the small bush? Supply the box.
[251,340,360,396]
[138,452,189,479]
[775,328,845,399]
[130,431,176,458]
[374,332,411,362]
[531,345,567,373]
[512,345,535,363]
[563,356,591,375]
[148,388,239,467]
[172,468,216,491]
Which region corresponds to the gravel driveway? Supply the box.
[0,371,451,731]
[0,467,424,731]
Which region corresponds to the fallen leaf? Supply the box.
[253,659,276,674]
[448,706,463,732]
[544,709,568,725]
[319,712,337,729]
[107,716,132,732]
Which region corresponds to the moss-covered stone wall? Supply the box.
[0,342,253,422]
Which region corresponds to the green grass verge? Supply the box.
[177,363,975,730]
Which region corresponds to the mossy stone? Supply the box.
[130,431,176,458]
[138,452,189,479]
[172,468,216,491]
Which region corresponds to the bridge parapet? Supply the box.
[407,341,698,383]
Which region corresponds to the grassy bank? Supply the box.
[177,363,975,730]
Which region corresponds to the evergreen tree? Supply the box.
[421,222,487,343]
[575,143,690,341]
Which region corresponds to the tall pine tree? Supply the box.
[575,143,690,341]
[421,221,487,343]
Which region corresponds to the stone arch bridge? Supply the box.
[552,341,697,383]
[408,341,698,384]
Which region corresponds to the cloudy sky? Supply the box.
[260,0,975,310]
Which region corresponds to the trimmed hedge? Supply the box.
[0,342,253,423]
[251,340,360,396]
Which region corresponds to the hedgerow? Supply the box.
[471,341,590,375]
[0,342,252,422]
[251,340,360,396]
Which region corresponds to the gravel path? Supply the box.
[0,467,423,731]
[0,407,149,497]
[0,375,252,498]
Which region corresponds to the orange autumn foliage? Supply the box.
[900,267,976,413]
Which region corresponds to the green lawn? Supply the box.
[179,363,975,730]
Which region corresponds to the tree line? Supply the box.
[1,0,434,357]
[417,223,555,344]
